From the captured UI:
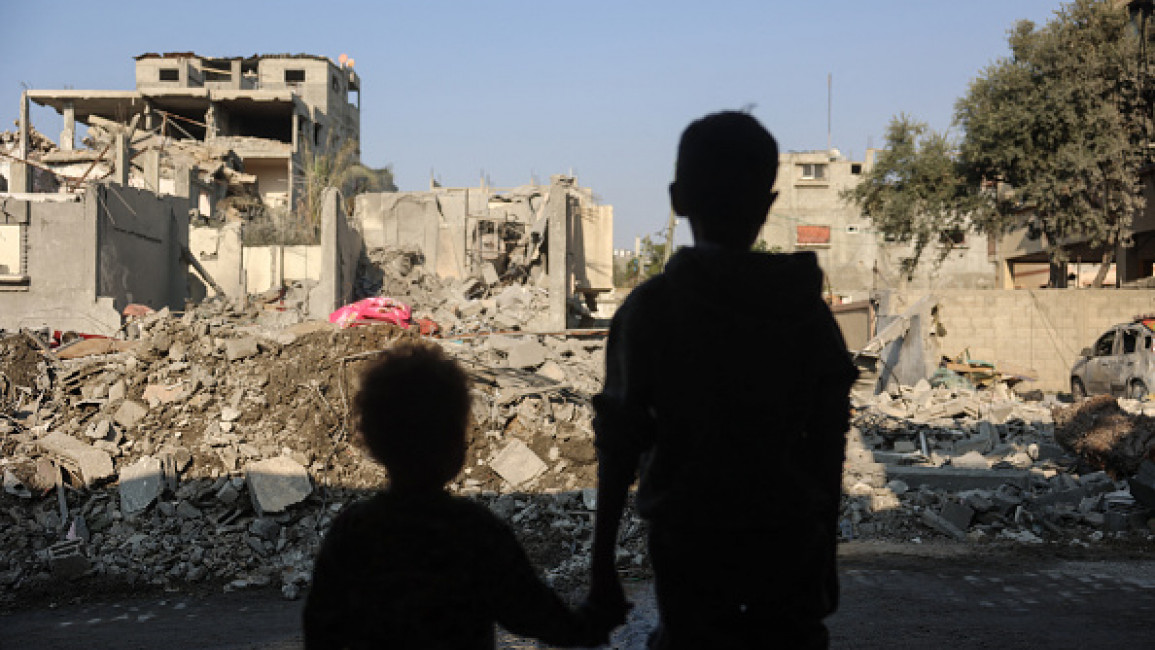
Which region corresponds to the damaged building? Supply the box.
[1,54,614,335]
[9,52,361,216]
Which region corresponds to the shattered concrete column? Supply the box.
[142,148,160,192]
[114,132,129,186]
[546,186,568,331]
[9,91,31,193]
[61,102,75,152]
[205,103,220,140]
[174,164,197,204]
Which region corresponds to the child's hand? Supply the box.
[579,573,632,646]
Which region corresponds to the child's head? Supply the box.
[354,340,471,491]
[670,111,779,249]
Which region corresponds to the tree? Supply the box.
[842,114,980,277]
[955,0,1150,286]
[295,133,383,229]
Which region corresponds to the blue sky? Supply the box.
[2,0,1064,248]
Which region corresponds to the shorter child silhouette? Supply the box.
[305,341,607,649]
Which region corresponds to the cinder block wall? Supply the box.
[883,289,1155,392]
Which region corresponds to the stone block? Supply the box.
[919,508,967,541]
[119,457,163,514]
[489,440,547,487]
[246,456,312,515]
[114,400,148,429]
[225,338,260,361]
[481,262,500,286]
[143,383,184,408]
[940,500,975,530]
[38,432,114,487]
[951,451,991,470]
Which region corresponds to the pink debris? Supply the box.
[329,297,412,329]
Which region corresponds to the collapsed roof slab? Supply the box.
[28,90,146,124]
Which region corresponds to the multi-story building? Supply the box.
[25,52,361,211]
[758,149,998,302]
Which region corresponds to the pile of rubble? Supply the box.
[0,297,629,606]
[352,245,560,335]
[841,379,1154,545]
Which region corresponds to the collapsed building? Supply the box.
[0,54,614,334]
[11,52,361,213]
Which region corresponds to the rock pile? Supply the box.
[842,380,1154,545]
[0,297,616,606]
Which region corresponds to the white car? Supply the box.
[1070,317,1155,400]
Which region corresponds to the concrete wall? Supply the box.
[244,158,291,209]
[242,245,321,294]
[189,222,244,301]
[0,185,188,334]
[354,192,448,274]
[95,184,189,313]
[880,288,1155,392]
[308,187,362,318]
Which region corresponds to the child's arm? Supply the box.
[585,300,652,630]
[302,517,350,649]
[487,521,606,647]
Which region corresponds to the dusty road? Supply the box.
[3,544,1154,649]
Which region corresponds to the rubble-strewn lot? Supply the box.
[843,378,1155,546]
[3,292,1155,611]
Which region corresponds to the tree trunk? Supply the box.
[1091,249,1115,288]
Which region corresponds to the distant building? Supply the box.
[758,149,997,302]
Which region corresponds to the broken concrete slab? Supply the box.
[506,341,547,369]
[114,400,148,429]
[886,465,1031,492]
[951,451,991,470]
[143,383,184,407]
[37,432,114,486]
[118,456,163,515]
[940,500,975,531]
[920,507,967,541]
[489,439,547,487]
[536,360,567,383]
[246,456,312,515]
[225,338,260,361]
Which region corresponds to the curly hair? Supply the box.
[353,340,472,488]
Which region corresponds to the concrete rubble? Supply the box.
[842,380,1155,544]
[0,286,615,605]
[3,278,1154,608]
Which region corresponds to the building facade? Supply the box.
[758,149,998,302]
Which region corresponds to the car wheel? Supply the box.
[1130,380,1148,400]
[1071,378,1086,401]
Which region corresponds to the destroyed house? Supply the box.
[24,53,361,212]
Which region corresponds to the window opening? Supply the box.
[800,163,827,180]
[1095,331,1116,356]
[284,69,306,83]
[159,68,179,82]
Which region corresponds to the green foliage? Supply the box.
[295,132,384,228]
[637,235,668,280]
[955,0,1149,264]
[751,239,783,253]
[842,115,981,276]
